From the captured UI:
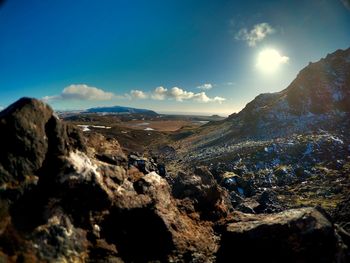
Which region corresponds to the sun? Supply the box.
[256,48,289,74]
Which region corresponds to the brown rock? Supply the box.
[217,207,338,263]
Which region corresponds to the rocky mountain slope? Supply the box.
[179,47,350,151]
[164,48,350,261]
[0,98,348,262]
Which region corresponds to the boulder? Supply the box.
[0,98,85,200]
[102,172,218,262]
[172,167,232,220]
[217,207,339,263]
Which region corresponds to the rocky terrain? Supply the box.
[0,47,349,263]
[172,48,350,232]
[0,98,348,262]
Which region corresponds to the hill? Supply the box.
[171,48,350,226]
[178,47,350,151]
[86,105,158,115]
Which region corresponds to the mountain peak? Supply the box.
[233,47,350,125]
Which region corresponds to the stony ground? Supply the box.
[0,98,349,262]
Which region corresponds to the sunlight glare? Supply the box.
[256,48,289,74]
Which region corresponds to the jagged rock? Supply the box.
[172,167,232,220]
[216,207,339,263]
[102,172,218,262]
[0,98,85,201]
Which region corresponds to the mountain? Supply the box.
[86,105,158,115]
[179,47,350,151]
[0,97,347,262]
[230,47,350,135]
[171,48,350,232]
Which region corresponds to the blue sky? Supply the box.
[0,0,349,115]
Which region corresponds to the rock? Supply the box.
[30,212,89,262]
[217,207,339,263]
[0,98,85,201]
[333,197,350,231]
[102,172,218,262]
[0,98,53,184]
[236,198,260,214]
[220,171,255,197]
[0,97,348,262]
[172,167,232,220]
[254,189,285,213]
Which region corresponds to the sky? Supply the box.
[0,0,349,115]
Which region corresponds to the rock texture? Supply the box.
[216,207,342,263]
[0,98,219,262]
[0,98,348,262]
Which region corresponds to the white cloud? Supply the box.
[235,23,275,47]
[43,84,116,102]
[150,86,225,103]
[168,87,195,101]
[212,96,226,103]
[43,84,226,104]
[197,83,213,90]
[130,89,148,99]
[151,86,168,100]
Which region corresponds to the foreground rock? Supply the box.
[216,207,345,263]
[0,98,218,262]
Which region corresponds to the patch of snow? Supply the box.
[144,127,154,131]
[121,131,128,134]
[77,125,91,132]
[330,136,343,144]
[91,125,111,129]
[137,122,150,126]
[62,151,100,182]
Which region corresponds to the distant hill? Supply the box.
[86,105,158,115]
